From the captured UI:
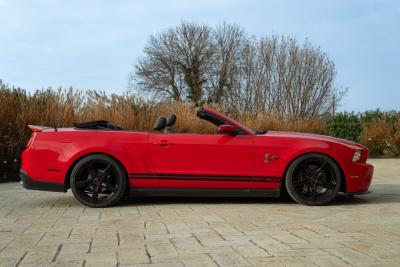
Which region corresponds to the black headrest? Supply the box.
[166,114,176,127]
[153,116,166,131]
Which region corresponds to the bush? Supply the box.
[361,113,400,157]
[326,112,362,142]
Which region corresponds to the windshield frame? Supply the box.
[198,107,258,135]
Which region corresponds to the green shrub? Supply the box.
[326,112,362,142]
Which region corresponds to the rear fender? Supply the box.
[64,148,130,190]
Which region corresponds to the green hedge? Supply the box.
[326,112,362,142]
[327,110,400,157]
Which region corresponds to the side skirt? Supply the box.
[130,188,280,198]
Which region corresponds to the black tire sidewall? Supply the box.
[285,153,341,206]
[70,154,127,208]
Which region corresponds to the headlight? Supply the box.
[352,150,362,162]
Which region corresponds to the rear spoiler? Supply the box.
[27,125,57,132]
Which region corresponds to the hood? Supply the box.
[265,131,366,150]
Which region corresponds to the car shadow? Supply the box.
[116,189,399,208]
[116,183,400,207]
[43,183,400,208]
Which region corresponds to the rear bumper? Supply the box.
[346,162,374,193]
[20,169,65,192]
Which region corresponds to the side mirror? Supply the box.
[219,124,238,135]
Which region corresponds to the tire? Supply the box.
[285,153,341,206]
[70,154,127,208]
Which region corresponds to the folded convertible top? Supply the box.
[73,120,123,130]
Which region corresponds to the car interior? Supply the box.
[74,120,123,130]
[153,116,166,132]
[164,114,176,133]
[74,108,232,134]
[153,114,177,133]
[152,110,233,134]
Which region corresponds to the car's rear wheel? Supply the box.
[70,154,127,208]
[285,153,341,206]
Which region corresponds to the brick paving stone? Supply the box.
[21,245,59,264]
[146,240,178,259]
[118,246,150,264]
[326,247,375,262]
[307,255,350,267]
[210,248,251,266]
[233,244,271,258]
[179,254,218,267]
[0,159,399,266]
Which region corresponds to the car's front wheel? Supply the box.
[285,153,341,206]
[70,154,127,208]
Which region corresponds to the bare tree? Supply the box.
[132,22,214,105]
[226,36,343,117]
[133,29,184,101]
[209,22,244,104]
[130,22,344,117]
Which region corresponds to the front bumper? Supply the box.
[346,162,374,193]
[20,169,65,192]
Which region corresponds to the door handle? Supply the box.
[153,140,172,146]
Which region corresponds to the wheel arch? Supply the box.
[64,152,129,191]
[280,151,346,194]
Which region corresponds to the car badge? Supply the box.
[264,153,270,163]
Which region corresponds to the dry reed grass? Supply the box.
[0,83,398,180]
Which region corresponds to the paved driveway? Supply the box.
[0,159,399,267]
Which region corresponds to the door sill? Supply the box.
[129,188,280,198]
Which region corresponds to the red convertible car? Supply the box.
[20,107,373,207]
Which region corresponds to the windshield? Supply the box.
[228,117,258,135]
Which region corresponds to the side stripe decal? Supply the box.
[129,173,280,182]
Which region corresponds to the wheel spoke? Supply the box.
[75,179,92,188]
[316,160,327,173]
[328,181,337,190]
[99,164,112,179]
[318,178,336,190]
[104,182,117,193]
[293,179,308,186]
[300,163,313,176]
[316,180,328,188]
[87,163,97,178]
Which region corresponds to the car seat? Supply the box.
[164,114,176,133]
[153,116,166,132]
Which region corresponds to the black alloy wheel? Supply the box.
[285,153,341,205]
[70,154,127,208]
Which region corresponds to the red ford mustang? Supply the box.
[20,107,373,207]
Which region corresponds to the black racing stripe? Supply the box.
[129,173,280,182]
[159,177,253,182]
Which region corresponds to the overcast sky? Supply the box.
[0,0,399,111]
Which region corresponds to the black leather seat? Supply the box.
[164,114,176,133]
[153,116,166,132]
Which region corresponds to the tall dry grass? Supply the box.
[0,85,326,179]
[361,116,400,157]
[0,82,398,180]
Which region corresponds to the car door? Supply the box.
[149,133,255,188]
